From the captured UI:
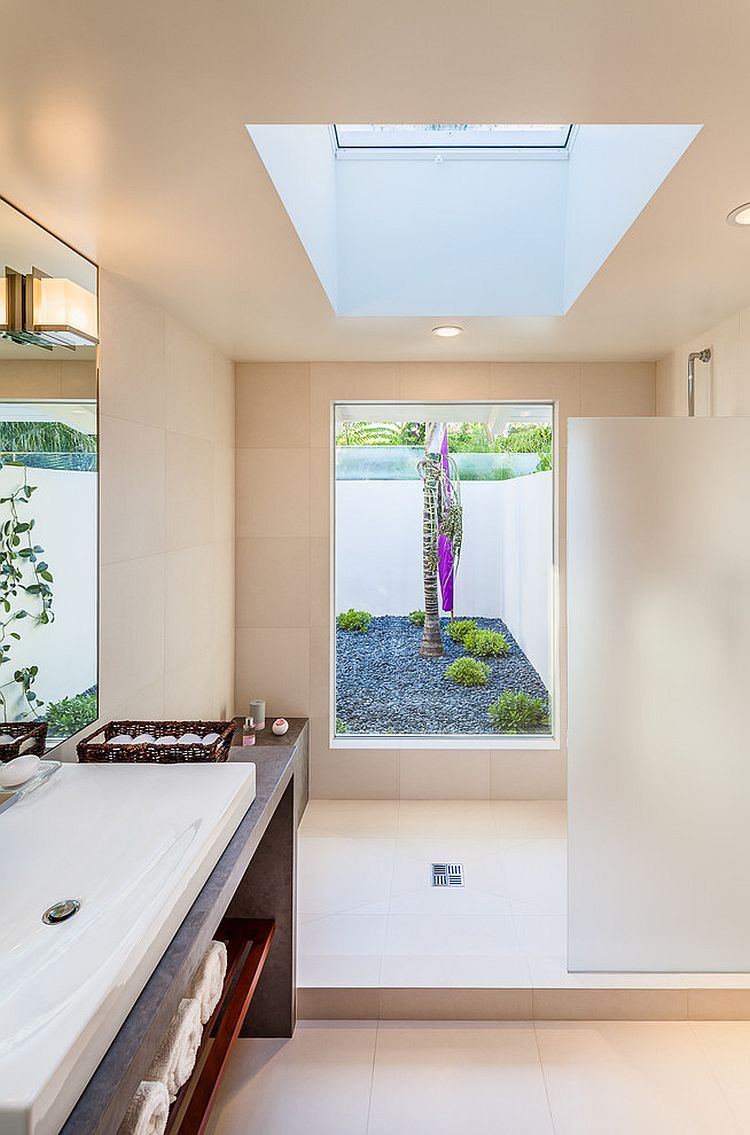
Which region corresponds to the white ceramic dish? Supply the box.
[0,761,256,1135]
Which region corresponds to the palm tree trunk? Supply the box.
[420,453,445,658]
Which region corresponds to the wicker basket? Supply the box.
[76,720,236,764]
[0,722,48,760]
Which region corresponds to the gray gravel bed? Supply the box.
[335,615,549,735]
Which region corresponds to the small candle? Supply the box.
[249,699,266,731]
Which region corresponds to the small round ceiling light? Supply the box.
[727,203,750,227]
[432,325,463,338]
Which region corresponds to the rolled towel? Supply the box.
[118,1080,169,1135]
[147,997,202,1102]
[187,939,228,1025]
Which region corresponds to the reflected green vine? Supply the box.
[0,459,54,721]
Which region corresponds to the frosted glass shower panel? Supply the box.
[567,417,750,972]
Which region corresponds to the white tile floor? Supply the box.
[205,1019,750,1135]
[297,801,750,1011]
[202,800,750,1134]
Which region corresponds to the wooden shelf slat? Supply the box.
[164,917,275,1135]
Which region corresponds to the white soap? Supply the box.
[0,753,41,787]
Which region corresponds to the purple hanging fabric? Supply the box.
[438,427,454,612]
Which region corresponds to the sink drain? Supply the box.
[42,899,80,924]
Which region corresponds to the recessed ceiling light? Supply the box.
[432,325,463,338]
[727,203,750,227]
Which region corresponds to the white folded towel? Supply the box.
[187,939,228,1025]
[147,997,202,1102]
[118,1080,169,1135]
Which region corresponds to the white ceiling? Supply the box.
[3,0,750,363]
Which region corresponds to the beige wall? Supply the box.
[234,360,655,800]
[0,357,97,399]
[54,271,235,758]
[657,305,750,418]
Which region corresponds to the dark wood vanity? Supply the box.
[61,719,309,1135]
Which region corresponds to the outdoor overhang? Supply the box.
[246,124,701,318]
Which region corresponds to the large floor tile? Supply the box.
[298,953,383,988]
[299,913,388,957]
[300,800,400,840]
[492,800,566,839]
[691,1021,750,1127]
[499,839,566,913]
[397,800,496,840]
[367,1022,554,1135]
[205,1023,376,1135]
[535,1021,740,1134]
[298,837,395,916]
[384,913,521,957]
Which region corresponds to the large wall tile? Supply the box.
[399,362,491,401]
[235,627,310,717]
[236,362,310,449]
[99,272,166,428]
[579,362,656,416]
[213,443,235,541]
[165,430,214,551]
[213,350,236,445]
[309,718,400,798]
[236,448,309,537]
[235,536,310,627]
[399,749,491,799]
[165,544,216,672]
[0,359,62,398]
[491,362,581,421]
[165,317,215,441]
[100,414,165,564]
[100,554,165,708]
[310,363,400,447]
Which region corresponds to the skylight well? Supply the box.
[334,123,574,152]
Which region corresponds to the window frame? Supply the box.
[332,124,575,160]
[329,399,561,750]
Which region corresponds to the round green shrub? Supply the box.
[336,608,372,633]
[488,690,549,733]
[45,690,97,737]
[408,609,425,626]
[445,656,490,687]
[464,628,510,658]
[446,619,477,644]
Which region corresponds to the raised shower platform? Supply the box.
[297,800,750,1022]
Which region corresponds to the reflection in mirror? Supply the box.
[0,197,98,754]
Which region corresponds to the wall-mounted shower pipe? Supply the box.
[687,348,711,417]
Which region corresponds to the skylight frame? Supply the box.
[333,123,575,160]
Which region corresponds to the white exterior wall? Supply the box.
[335,472,552,684]
[0,463,97,718]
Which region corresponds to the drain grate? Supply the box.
[431,863,464,887]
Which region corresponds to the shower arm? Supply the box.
[687,348,711,417]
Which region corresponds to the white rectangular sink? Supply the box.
[0,761,256,1135]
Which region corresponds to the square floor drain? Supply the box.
[431,863,464,887]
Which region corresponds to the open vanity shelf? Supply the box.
[61,719,308,1135]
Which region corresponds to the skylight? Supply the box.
[334,124,574,151]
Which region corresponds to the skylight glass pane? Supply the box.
[334,124,573,149]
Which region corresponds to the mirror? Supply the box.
[0,197,98,753]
